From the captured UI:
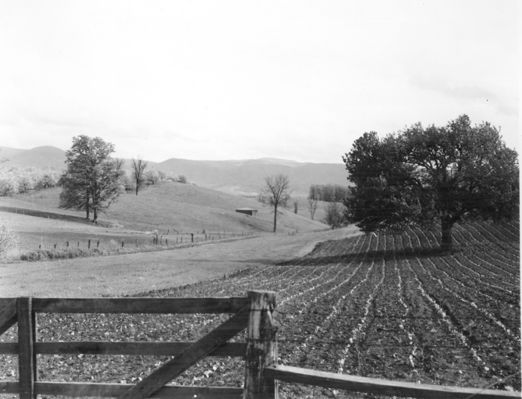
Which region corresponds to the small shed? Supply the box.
[235,208,258,216]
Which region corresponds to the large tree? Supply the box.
[260,174,291,232]
[60,136,123,223]
[343,115,519,250]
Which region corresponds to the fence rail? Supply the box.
[0,381,243,399]
[265,365,519,399]
[0,293,520,399]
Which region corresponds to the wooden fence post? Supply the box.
[244,291,278,399]
[17,297,37,399]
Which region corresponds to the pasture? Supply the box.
[0,181,332,262]
[1,182,327,234]
[0,220,519,398]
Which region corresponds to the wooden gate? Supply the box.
[1,291,518,398]
[0,291,277,399]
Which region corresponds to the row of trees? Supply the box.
[122,167,186,193]
[308,184,350,203]
[0,169,60,196]
[306,184,350,221]
[343,115,519,250]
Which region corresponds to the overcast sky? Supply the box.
[0,0,519,163]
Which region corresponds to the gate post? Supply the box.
[17,297,36,399]
[244,291,279,399]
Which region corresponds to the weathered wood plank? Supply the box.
[32,297,249,314]
[0,381,18,394]
[33,341,246,357]
[0,341,246,356]
[0,342,17,354]
[244,291,279,399]
[36,382,243,398]
[0,381,242,398]
[265,365,521,399]
[119,307,250,399]
[0,298,16,336]
[17,297,36,399]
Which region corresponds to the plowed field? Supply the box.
[0,221,519,398]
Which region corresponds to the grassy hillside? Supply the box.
[2,181,328,233]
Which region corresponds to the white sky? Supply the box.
[0,0,519,163]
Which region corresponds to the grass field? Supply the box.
[0,220,518,398]
[0,182,329,258]
[0,225,360,297]
[1,182,327,232]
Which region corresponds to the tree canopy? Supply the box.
[343,115,519,250]
[59,135,123,223]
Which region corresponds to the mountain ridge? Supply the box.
[0,145,348,196]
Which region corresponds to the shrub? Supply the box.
[35,173,57,190]
[0,179,16,196]
[20,248,103,261]
[0,225,17,258]
[17,176,34,193]
[323,202,346,229]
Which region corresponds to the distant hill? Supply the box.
[4,181,328,233]
[0,146,348,196]
[0,146,65,170]
[156,158,347,196]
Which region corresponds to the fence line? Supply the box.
[0,293,519,399]
[31,231,256,252]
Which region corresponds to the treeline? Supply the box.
[0,166,188,197]
[0,168,60,196]
[308,184,350,202]
[120,170,187,192]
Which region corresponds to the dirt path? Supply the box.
[0,226,360,297]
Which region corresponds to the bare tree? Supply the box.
[261,174,290,232]
[132,158,148,195]
[307,197,319,220]
[307,185,320,220]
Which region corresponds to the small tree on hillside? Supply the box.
[307,185,320,220]
[261,174,291,232]
[131,158,148,195]
[60,135,123,223]
[343,115,519,250]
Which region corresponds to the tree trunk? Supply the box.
[93,208,98,224]
[273,204,278,233]
[135,181,139,196]
[440,217,453,251]
[85,191,90,220]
